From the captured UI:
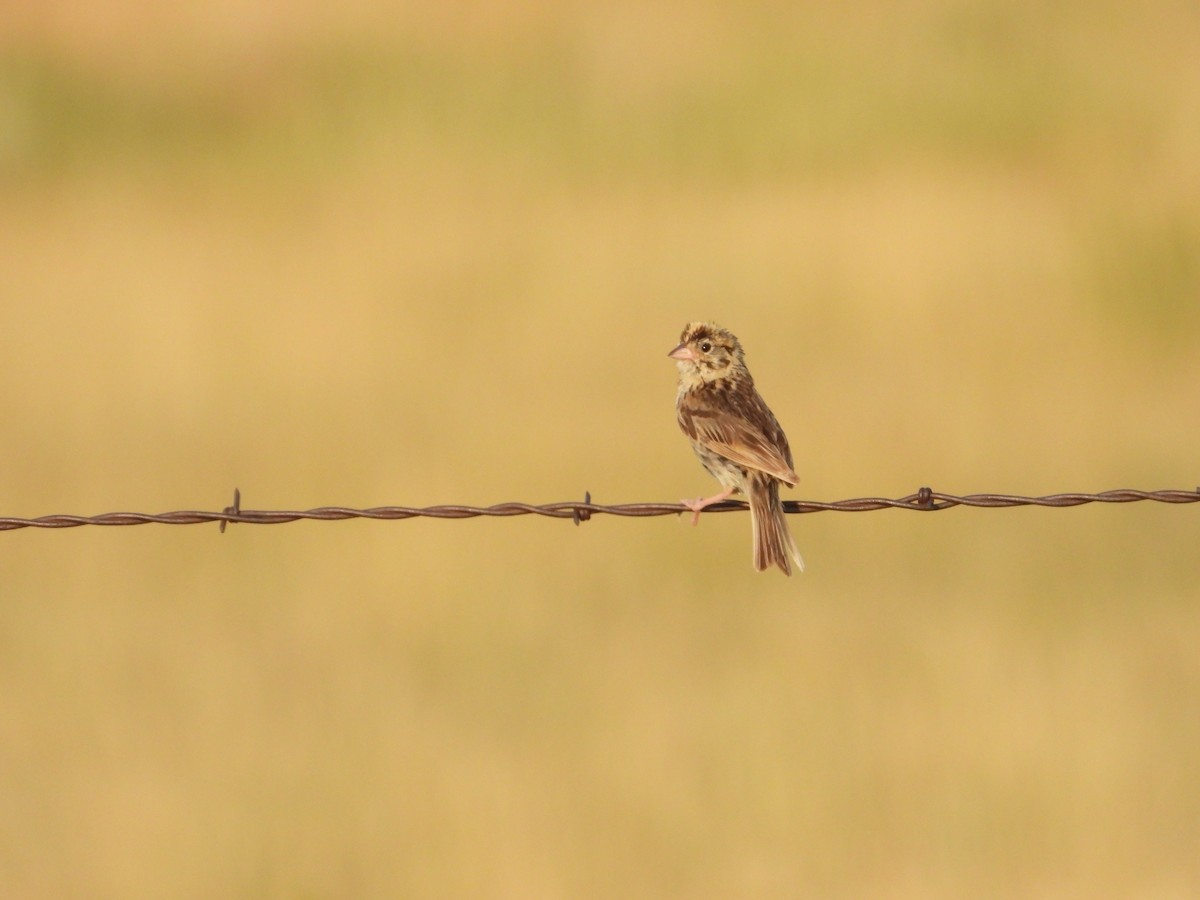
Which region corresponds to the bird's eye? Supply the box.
[699,341,712,353]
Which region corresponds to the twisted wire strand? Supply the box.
[0,487,1195,532]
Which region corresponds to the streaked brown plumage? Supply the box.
[668,322,804,575]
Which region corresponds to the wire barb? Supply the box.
[219,487,241,534]
[0,486,1195,533]
[572,491,592,526]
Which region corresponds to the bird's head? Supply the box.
[668,321,746,384]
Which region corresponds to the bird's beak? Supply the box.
[668,343,696,361]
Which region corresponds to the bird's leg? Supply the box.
[680,487,736,526]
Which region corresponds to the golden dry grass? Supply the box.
[1,2,1199,896]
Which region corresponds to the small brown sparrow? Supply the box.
[668,322,805,575]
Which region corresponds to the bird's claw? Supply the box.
[680,498,706,526]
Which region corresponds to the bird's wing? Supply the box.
[678,385,798,486]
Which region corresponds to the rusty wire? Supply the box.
[0,487,1195,533]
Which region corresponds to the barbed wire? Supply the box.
[0,487,1195,533]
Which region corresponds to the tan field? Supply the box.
[1,2,1199,896]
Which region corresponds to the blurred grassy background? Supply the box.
[2,1,1199,896]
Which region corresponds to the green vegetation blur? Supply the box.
[2,2,1198,896]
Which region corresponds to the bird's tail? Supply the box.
[750,476,805,575]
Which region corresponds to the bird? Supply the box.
[668,321,804,575]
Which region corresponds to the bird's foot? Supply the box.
[680,488,735,526]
